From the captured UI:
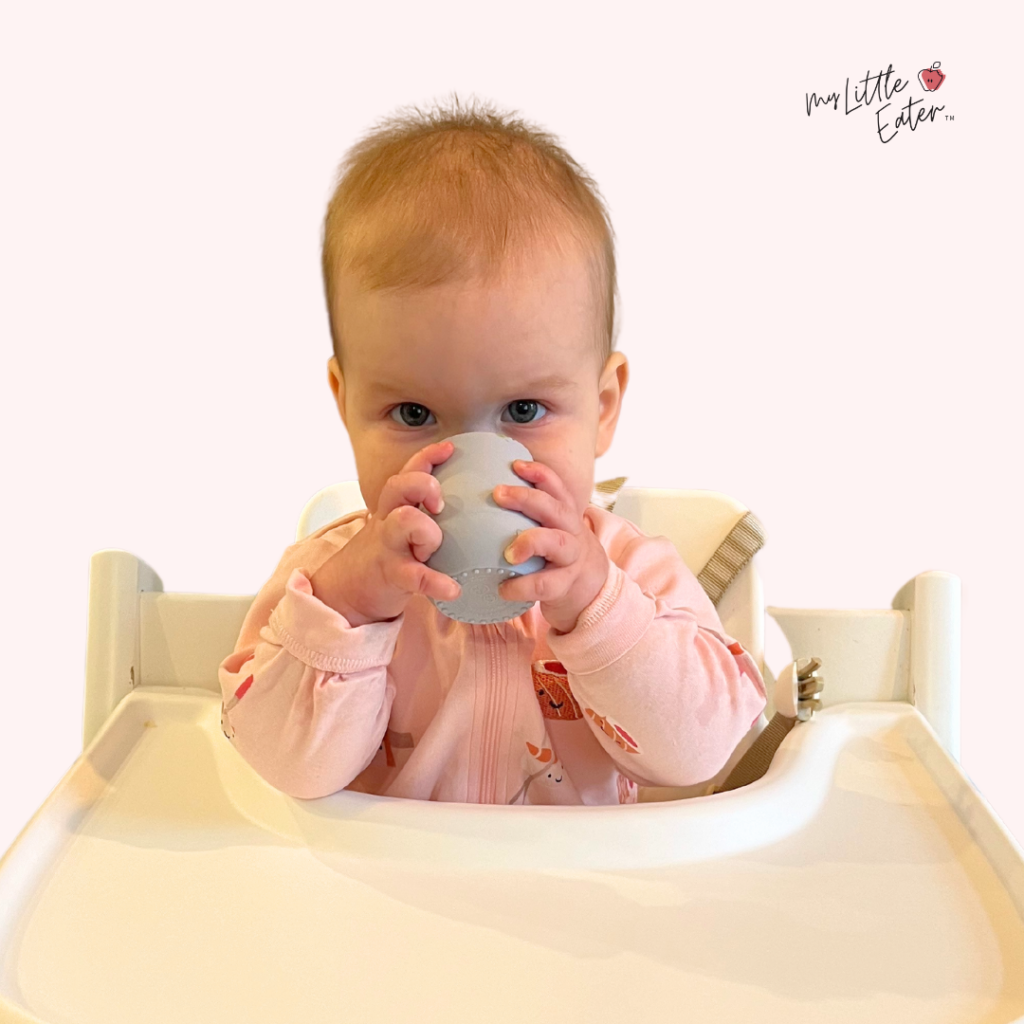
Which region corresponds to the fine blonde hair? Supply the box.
[321,93,618,373]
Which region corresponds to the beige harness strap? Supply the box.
[714,659,824,793]
[691,508,809,793]
[591,480,767,602]
[698,511,766,607]
[591,476,628,512]
[713,713,798,792]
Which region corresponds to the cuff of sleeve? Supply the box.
[267,568,403,674]
[546,560,655,675]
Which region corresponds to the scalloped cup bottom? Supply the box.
[430,566,535,623]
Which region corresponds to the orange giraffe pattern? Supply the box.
[585,708,641,754]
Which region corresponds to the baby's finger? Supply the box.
[396,561,462,603]
[381,504,443,562]
[500,565,574,604]
[504,528,579,569]
[509,459,573,508]
[494,483,573,533]
[377,470,445,521]
[432,572,461,602]
[401,439,455,477]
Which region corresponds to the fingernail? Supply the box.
[437,498,445,512]
[504,544,517,563]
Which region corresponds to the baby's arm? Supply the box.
[219,445,459,799]
[546,519,767,789]
[219,531,403,800]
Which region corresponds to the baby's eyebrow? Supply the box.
[513,374,579,392]
[370,374,579,397]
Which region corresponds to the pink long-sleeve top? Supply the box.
[217,505,767,805]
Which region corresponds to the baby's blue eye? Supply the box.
[390,401,547,428]
[504,400,547,425]
[392,403,434,428]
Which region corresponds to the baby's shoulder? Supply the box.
[278,509,370,574]
[584,503,654,550]
[585,503,706,602]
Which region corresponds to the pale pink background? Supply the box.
[1,0,1020,855]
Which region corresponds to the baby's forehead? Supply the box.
[341,279,603,366]
[355,352,590,392]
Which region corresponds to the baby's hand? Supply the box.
[309,441,461,625]
[492,461,610,634]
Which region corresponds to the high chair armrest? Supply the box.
[764,607,911,705]
[84,551,163,750]
[767,570,961,759]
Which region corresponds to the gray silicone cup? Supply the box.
[422,432,546,624]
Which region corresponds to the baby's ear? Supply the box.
[595,352,629,457]
[327,356,348,427]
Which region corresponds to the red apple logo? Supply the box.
[918,61,946,92]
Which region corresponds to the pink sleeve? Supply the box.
[546,513,767,789]
[218,523,402,800]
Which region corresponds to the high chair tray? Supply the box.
[1,689,1023,1024]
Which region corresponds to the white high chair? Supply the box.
[1,486,1022,1024]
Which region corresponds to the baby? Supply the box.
[218,96,767,804]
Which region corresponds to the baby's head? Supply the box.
[321,95,629,519]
